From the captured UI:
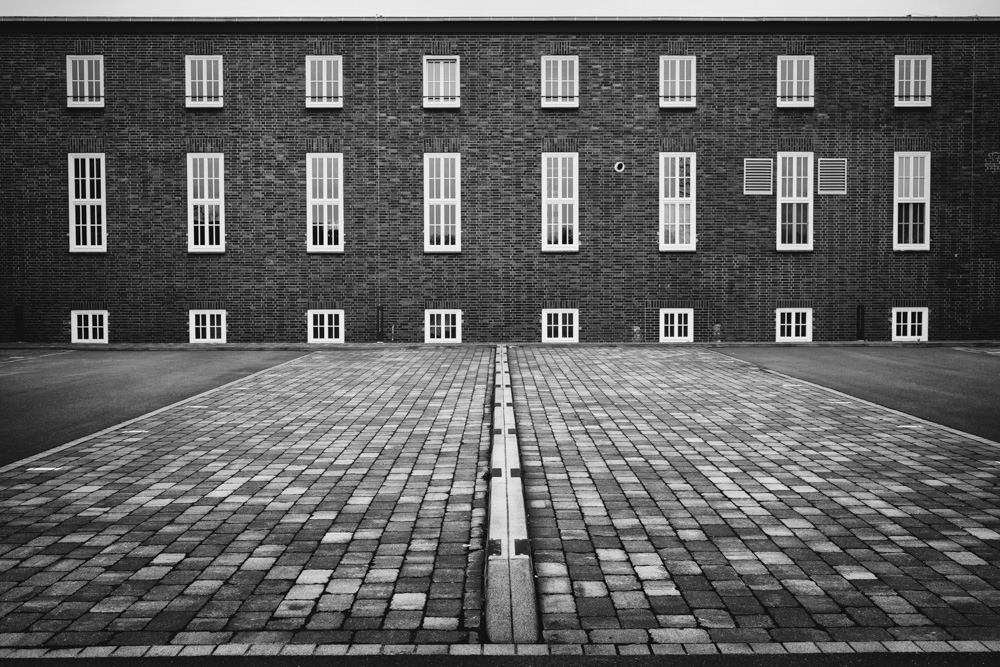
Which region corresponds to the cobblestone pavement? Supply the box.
[511,346,1000,653]
[0,348,492,652]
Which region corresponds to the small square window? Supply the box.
[775,308,812,342]
[777,55,814,107]
[306,55,343,108]
[306,153,344,252]
[423,56,460,108]
[66,55,104,107]
[892,307,928,342]
[425,309,462,343]
[189,310,226,343]
[542,308,578,343]
[185,55,223,108]
[307,309,344,343]
[895,56,931,107]
[660,308,694,343]
[71,310,108,343]
[68,153,107,252]
[541,56,579,108]
[659,56,696,108]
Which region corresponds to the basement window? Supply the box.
[425,309,462,343]
[775,308,812,342]
[71,310,108,343]
[542,308,578,343]
[307,309,344,343]
[189,310,226,343]
[892,307,928,341]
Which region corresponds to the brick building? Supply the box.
[1,16,998,344]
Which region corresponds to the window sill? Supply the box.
[659,100,697,109]
[660,246,697,252]
[776,246,814,252]
[893,245,931,252]
[894,101,932,108]
[307,248,344,254]
[69,247,107,253]
[67,101,105,108]
[306,100,344,109]
[541,101,579,109]
[423,101,461,109]
[424,247,462,254]
[776,101,814,108]
[188,248,226,254]
[186,101,224,109]
[542,247,580,253]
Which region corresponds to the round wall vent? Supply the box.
[614,162,625,173]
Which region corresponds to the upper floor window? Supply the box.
[659,152,696,251]
[542,152,578,252]
[67,55,104,107]
[68,153,106,253]
[541,56,579,108]
[892,307,928,342]
[542,308,578,343]
[777,56,814,107]
[306,56,343,108]
[894,152,930,251]
[423,56,460,108]
[776,308,812,342]
[895,56,931,107]
[424,153,461,252]
[660,308,694,343]
[306,153,344,253]
[777,152,813,251]
[71,310,108,344]
[307,309,344,343]
[425,309,462,343]
[187,153,225,252]
[189,310,226,343]
[659,56,696,108]
[186,55,223,108]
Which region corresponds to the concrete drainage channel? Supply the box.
[484,345,540,642]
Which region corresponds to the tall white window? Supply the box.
[542,152,579,252]
[660,309,694,343]
[894,152,930,250]
[189,310,226,343]
[187,154,225,253]
[424,153,461,252]
[541,56,579,108]
[71,310,108,343]
[66,55,104,107]
[68,153,106,252]
[423,56,460,108]
[306,153,344,252]
[892,308,928,342]
[775,308,812,342]
[305,56,343,108]
[185,55,223,108]
[777,152,813,251]
[777,56,814,107]
[895,56,931,107]
[425,309,462,343]
[659,152,696,251]
[659,56,696,108]
[542,309,578,343]
[307,310,344,343]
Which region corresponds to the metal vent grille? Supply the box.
[743,158,773,195]
[817,158,847,194]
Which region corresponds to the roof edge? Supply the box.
[0,15,998,23]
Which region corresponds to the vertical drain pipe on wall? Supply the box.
[374,14,383,342]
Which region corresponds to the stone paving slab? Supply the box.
[0,348,493,648]
[510,346,1000,647]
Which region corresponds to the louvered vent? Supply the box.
[743,158,773,195]
[817,158,847,194]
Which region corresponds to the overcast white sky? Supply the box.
[0,0,996,17]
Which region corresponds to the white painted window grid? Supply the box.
[68,153,107,252]
[306,153,344,252]
[895,55,932,107]
[660,308,694,343]
[775,308,812,342]
[892,307,928,342]
[424,153,461,252]
[541,55,579,108]
[659,56,696,107]
[189,310,227,343]
[306,309,344,343]
[187,153,225,253]
[777,152,814,251]
[744,159,773,195]
[66,55,104,107]
[542,308,579,343]
[542,152,579,252]
[777,55,814,107]
[817,158,848,195]
[423,56,460,108]
[305,56,343,108]
[659,152,696,251]
[425,309,462,343]
[71,310,108,343]
[894,152,930,250]
[185,55,223,107]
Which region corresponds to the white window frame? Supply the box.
[70,310,108,344]
[189,310,227,344]
[423,56,460,108]
[777,55,814,108]
[892,307,929,342]
[68,153,107,253]
[541,308,579,343]
[659,308,694,343]
[817,158,848,195]
[541,55,579,108]
[775,308,813,342]
[306,153,344,253]
[185,55,223,108]
[424,309,462,344]
[424,153,461,252]
[659,56,696,108]
[659,152,696,251]
[66,55,104,108]
[541,152,579,252]
[307,309,345,343]
[187,153,225,253]
[894,152,931,251]
[895,56,932,107]
[305,55,343,108]
[777,152,814,251]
